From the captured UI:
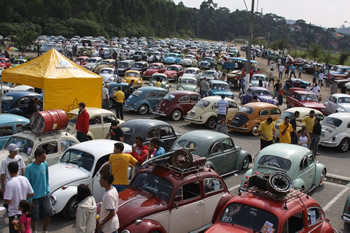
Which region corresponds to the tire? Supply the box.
[206,117,217,129]
[171,109,182,121]
[267,172,292,196]
[63,196,78,220]
[241,156,250,170]
[338,138,350,152]
[251,124,260,136]
[138,104,149,115]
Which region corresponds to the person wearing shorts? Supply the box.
[25,148,53,233]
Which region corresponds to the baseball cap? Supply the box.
[8,143,19,152]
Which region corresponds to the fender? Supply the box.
[201,112,217,123]
[330,133,350,147]
[241,169,253,188]
[314,163,327,186]
[292,178,305,190]
[121,219,166,233]
[50,186,78,215]
[211,192,233,223]
[205,160,216,171]
[235,151,252,171]
[134,100,150,112]
[7,108,24,116]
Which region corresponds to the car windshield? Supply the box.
[100,69,113,74]
[88,59,97,63]
[167,66,177,71]
[102,61,112,65]
[60,149,95,171]
[181,79,196,84]
[127,72,140,77]
[163,93,175,101]
[150,65,160,69]
[338,97,350,103]
[184,56,193,59]
[130,172,173,203]
[134,64,142,68]
[220,203,278,232]
[280,111,294,119]
[238,106,254,114]
[323,117,342,127]
[13,60,24,64]
[212,84,229,91]
[196,99,210,108]
[5,136,34,156]
[255,90,270,96]
[119,62,128,68]
[298,94,318,101]
[121,126,135,135]
[258,155,292,170]
[252,76,266,81]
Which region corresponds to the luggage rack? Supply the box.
[21,124,66,137]
[153,162,205,179]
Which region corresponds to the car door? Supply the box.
[89,115,103,139]
[288,93,297,107]
[168,181,204,233]
[202,178,225,226]
[38,141,59,166]
[189,95,200,112]
[207,141,230,175]
[92,155,110,202]
[158,126,177,152]
[226,100,238,120]
[102,114,116,138]
[259,108,270,122]
[281,210,305,233]
[298,153,316,190]
[221,138,239,173]
[145,91,158,110]
[178,95,191,113]
[306,206,325,232]
[16,96,32,116]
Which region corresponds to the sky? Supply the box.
[173,0,350,28]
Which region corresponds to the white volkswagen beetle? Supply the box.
[325,93,350,114]
[319,112,350,152]
[49,139,132,219]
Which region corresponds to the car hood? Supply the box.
[300,101,326,109]
[187,106,206,118]
[49,163,90,193]
[145,69,159,73]
[257,95,277,105]
[206,223,252,233]
[118,188,168,229]
[210,90,233,97]
[164,70,176,76]
[338,103,350,112]
[86,62,97,67]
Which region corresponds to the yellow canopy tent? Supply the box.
[2,49,103,112]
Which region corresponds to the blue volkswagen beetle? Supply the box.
[164,53,182,65]
[124,87,168,115]
[1,91,43,117]
[208,80,234,99]
[0,114,30,149]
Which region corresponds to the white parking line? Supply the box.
[323,181,349,188]
[229,184,241,192]
[323,187,349,212]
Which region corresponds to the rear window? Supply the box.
[258,155,292,170]
[280,111,294,119]
[163,93,175,101]
[121,127,135,135]
[323,117,342,127]
[239,106,254,114]
[132,90,143,97]
[196,99,210,108]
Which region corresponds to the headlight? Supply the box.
[50,195,57,206]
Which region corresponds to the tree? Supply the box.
[309,44,323,62]
[339,51,349,65]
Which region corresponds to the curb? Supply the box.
[326,173,350,182]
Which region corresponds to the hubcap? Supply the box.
[342,140,349,151]
[242,157,249,169]
[208,119,216,129]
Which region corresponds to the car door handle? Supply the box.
[197,201,205,206]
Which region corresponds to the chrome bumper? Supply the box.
[152,111,166,117]
[319,140,338,147]
[184,116,203,123]
[342,213,350,223]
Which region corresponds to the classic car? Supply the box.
[330,65,350,77]
[198,57,216,70]
[117,60,135,76]
[66,107,123,140]
[164,64,184,82]
[286,90,326,114]
[325,94,350,114]
[131,51,147,61]
[11,85,35,92]
[0,58,12,69]
[130,61,149,74]
[250,74,268,88]
[164,53,182,64]
[153,91,201,121]
[240,87,278,106]
[342,194,350,223]
[122,70,142,88]
[85,57,103,71]
[319,113,350,152]
[124,87,168,115]
[290,77,310,89]
[49,140,132,219]
[0,129,79,167]
[208,80,234,99]
[200,70,221,81]
[75,56,89,66]
[107,82,129,109]
[226,70,242,90]
[95,59,116,73]
[121,119,179,151]
[274,107,324,137]
[11,58,27,67]
[147,51,163,63]
[208,175,336,233]
[180,54,197,67]
[228,102,281,136]
[171,130,252,175]
[117,150,232,233]
[177,75,199,93]
[1,91,43,117]
[184,67,201,81]
[241,143,327,192]
[142,63,166,79]
[185,96,239,129]
[99,67,117,83]
[149,73,170,90]
[0,113,29,149]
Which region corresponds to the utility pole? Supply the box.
[245,0,255,91]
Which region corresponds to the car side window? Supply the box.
[307,154,314,166]
[103,115,116,124]
[299,156,309,170]
[175,181,201,202]
[159,126,175,138]
[222,138,234,151]
[204,178,224,194]
[260,109,269,116]
[39,141,58,155]
[271,108,281,115]
[60,140,77,152]
[146,92,157,98]
[15,124,25,133]
[190,95,200,103]
[307,207,323,226]
[93,154,110,177]
[210,142,222,154]
[0,125,13,137]
[282,211,304,233]
[89,116,101,125]
[228,101,237,109]
[179,95,190,103]
[146,128,159,139]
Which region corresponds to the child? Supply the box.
[12,200,31,233]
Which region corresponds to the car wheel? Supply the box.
[138,104,149,115]
[241,156,249,170]
[251,124,260,136]
[171,109,182,121]
[319,169,326,186]
[206,117,217,129]
[338,138,350,152]
[63,196,78,220]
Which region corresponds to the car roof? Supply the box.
[66,139,131,158]
[12,130,77,141]
[332,93,350,98]
[4,91,41,98]
[244,102,279,108]
[150,63,163,66]
[202,96,231,101]
[121,119,171,130]
[126,70,140,74]
[169,90,199,96]
[176,130,228,146]
[284,107,322,115]
[209,80,228,84]
[326,112,350,120]
[294,90,315,95]
[137,86,167,91]
[250,87,269,91]
[0,114,29,124]
[68,107,114,115]
[258,143,309,161]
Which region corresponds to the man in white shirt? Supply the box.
[215,95,229,121]
[278,64,284,80]
[311,83,320,96]
[102,83,109,109]
[0,143,26,195]
[318,72,324,87]
[4,162,34,233]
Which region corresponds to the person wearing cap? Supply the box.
[258,117,276,149]
[0,143,26,195]
[76,102,90,142]
[105,120,124,142]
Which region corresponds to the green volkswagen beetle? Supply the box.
[171,130,252,176]
[177,75,199,93]
[241,143,327,192]
[342,194,350,223]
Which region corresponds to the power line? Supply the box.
[243,0,248,11]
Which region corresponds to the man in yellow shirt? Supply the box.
[108,142,138,193]
[302,110,315,134]
[155,77,162,87]
[113,86,125,120]
[258,117,275,149]
[279,116,293,143]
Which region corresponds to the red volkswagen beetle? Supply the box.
[164,64,184,82]
[153,90,201,121]
[142,62,165,79]
[286,90,326,114]
[0,58,12,69]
